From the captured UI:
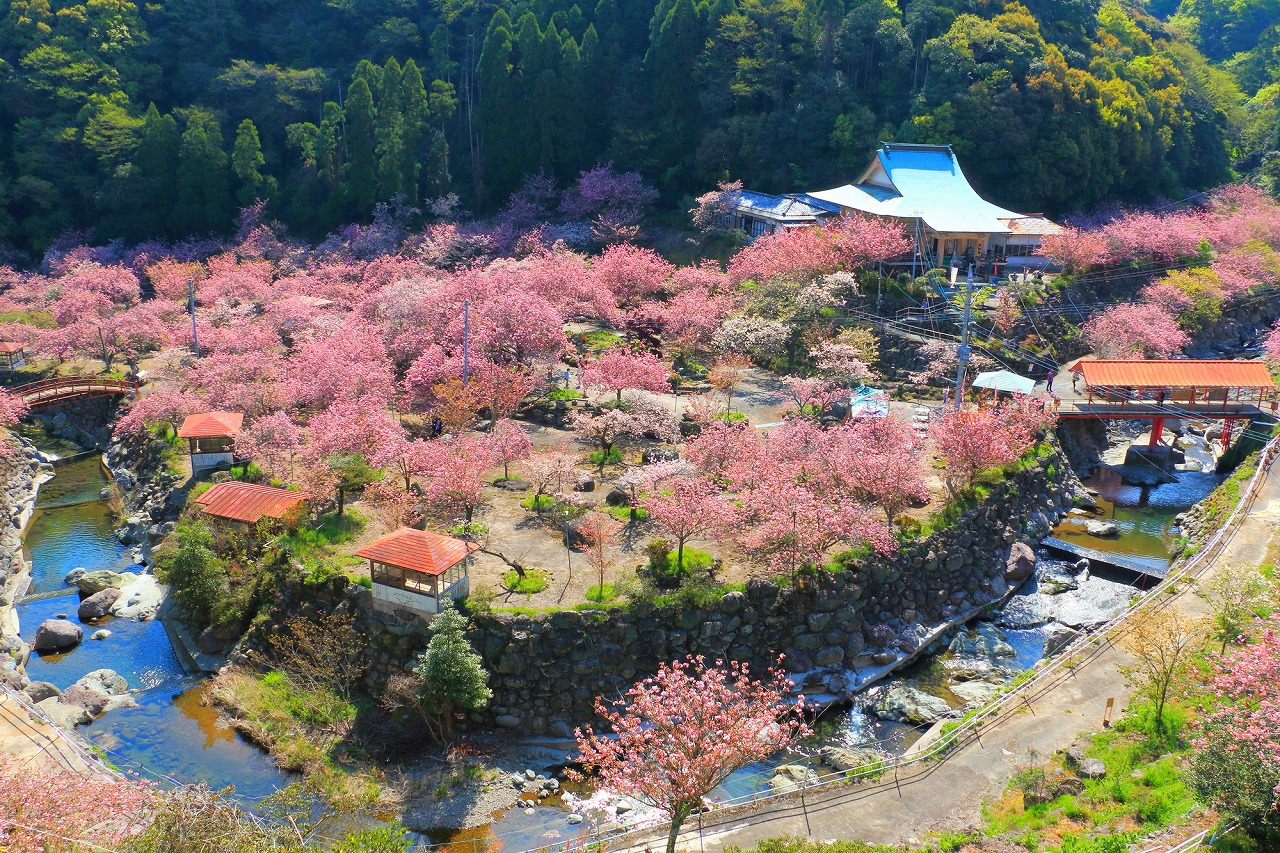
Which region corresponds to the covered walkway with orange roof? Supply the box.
[1054,359,1277,449]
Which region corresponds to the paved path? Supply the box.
[642,454,1280,851]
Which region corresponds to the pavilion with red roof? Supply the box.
[177,411,244,471]
[193,482,307,533]
[355,527,478,616]
[0,341,27,371]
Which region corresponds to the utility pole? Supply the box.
[952,269,974,412]
[188,280,199,357]
[461,299,470,387]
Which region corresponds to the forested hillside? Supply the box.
[0,0,1277,254]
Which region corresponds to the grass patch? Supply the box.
[521,494,561,513]
[588,446,624,467]
[714,411,748,423]
[504,569,550,594]
[607,504,648,522]
[546,387,583,401]
[586,583,618,602]
[580,329,623,351]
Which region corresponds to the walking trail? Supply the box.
[648,455,1280,852]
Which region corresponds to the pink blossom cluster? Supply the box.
[929,395,1057,493]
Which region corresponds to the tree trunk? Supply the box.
[676,539,684,572]
[337,487,346,516]
[666,803,693,853]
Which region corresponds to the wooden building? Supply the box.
[355,527,478,617]
[193,482,306,534]
[0,342,27,371]
[177,411,244,471]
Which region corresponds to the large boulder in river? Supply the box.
[63,567,88,587]
[61,684,110,717]
[78,669,129,696]
[77,588,122,622]
[77,570,130,595]
[32,619,82,652]
[871,686,953,725]
[1005,542,1036,582]
[24,681,61,703]
[820,746,892,773]
[1085,519,1119,537]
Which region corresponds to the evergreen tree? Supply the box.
[174,113,232,235]
[412,598,492,741]
[478,17,519,200]
[401,59,430,203]
[232,118,276,206]
[645,0,704,180]
[127,104,182,238]
[343,76,378,216]
[316,101,345,229]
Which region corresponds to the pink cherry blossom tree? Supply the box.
[1036,226,1110,271]
[841,415,929,521]
[930,397,1054,494]
[489,419,533,480]
[1263,318,1280,367]
[810,341,873,386]
[640,475,738,572]
[581,345,671,404]
[0,754,157,853]
[688,180,743,233]
[416,433,499,526]
[570,392,680,472]
[741,481,893,578]
[578,511,625,597]
[522,446,588,511]
[779,376,845,419]
[1080,303,1190,359]
[1189,616,1280,838]
[573,657,809,853]
[114,386,204,437]
[235,411,304,484]
[0,388,29,459]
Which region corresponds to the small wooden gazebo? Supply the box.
[355,527,478,616]
[177,411,244,471]
[0,342,27,371]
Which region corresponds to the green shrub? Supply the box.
[521,494,560,513]
[588,447,623,466]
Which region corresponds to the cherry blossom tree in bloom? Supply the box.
[370,432,436,491]
[114,386,204,438]
[0,388,29,459]
[841,415,929,522]
[1080,303,1190,359]
[489,419,533,480]
[287,318,396,410]
[573,657,809,853]
[640,475,738,571]
[779,376,846,419]
[570,392,680,472]
[590,243,674,306]
[1035,226,1110,271]
[523,446,589,511]
[1190,616,1280,838]
[810,341,873,386]
[1264,319,1280,367]
[578,510,624,596]
[581,345,671,404]
[417,433,500,526]
[235,410,304,484]
[1100,210,1207,264]
[712,316,791,365]
[689,180,743,233]
[0,753,157,853]
[930,397,1055,494]
[741,480,893,578]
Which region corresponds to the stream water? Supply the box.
[9,427,1223,851]
[14,442,293,801]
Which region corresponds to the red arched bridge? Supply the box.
[16,377,138,409]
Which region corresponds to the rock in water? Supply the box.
[820,746,891,773]
[1005,542,1036,582]
[77,570,129,595]
[64,567,88,587]
[24,681,61,703]
[77,588,122,622]
[91,629,112,641]
[1085,519,1119,537]
[872,686,953,725]
[32,619,82,652]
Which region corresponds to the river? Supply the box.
[15,445,292,801]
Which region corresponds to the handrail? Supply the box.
[493,435,1280,853]
[16,377,137,403]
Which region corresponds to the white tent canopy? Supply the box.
[973,370,1036,395]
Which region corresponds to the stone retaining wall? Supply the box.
[349,448,1077,735]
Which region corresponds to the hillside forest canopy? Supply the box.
[1,0,1280,254]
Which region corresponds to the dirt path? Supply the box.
[627,451,1280,852]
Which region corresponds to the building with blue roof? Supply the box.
[725,143,1061,273]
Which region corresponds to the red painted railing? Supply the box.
[16,377,137,407]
